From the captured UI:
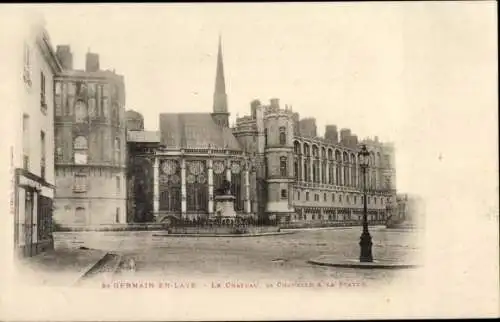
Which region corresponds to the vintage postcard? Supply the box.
[0,2,498,321]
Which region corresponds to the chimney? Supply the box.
[270,98,280,110]
[325,125,338,143]
[85,52,100,72]
[351,134,359,146]
[56,45,73,70]
[299,118,317,138]
[340,128,351,144]
[292,113,300,136]
[250,99,261,119]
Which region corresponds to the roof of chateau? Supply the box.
[159,113,242,151]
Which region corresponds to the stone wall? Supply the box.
[168,225,280,235]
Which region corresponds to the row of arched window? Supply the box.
[292,141,387,189]
[54,81,122,124]
[294,140,385,167]
[294,158,384,189]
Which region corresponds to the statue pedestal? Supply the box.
[214,195,237,218]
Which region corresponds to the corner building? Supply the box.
[11,19,60,257]
[127,38,397,225]
[52,47,127,226]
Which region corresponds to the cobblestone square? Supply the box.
[55,226,422,288]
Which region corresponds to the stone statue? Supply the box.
[220,179,232,195]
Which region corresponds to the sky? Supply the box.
[0,4,498,314]
[9,2,498,200]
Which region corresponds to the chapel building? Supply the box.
[126,37,397,224]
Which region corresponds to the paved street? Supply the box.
[54,226,422,288]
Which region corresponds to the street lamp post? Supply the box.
[358,144,373,262]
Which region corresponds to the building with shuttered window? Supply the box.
[52,47,127,227]
[12,18,60,257]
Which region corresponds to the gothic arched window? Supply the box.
[312,145,319,158]
[321,160,327,183]
[304,158,310,182]
[351,153,357,188]
[328,162,334,184]
[335,150,342,185]
[313,160,319,183]
[279,126,286,145]
[343,152,350,186]
[303,143,311,182]
[370,152,376,189]
[280,156,288,177]
[335,150,341,161]
[294,141,301,154]
[376,152,382,190]
[294,158,299,181]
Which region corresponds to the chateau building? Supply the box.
[15,25,396,230]
[12,20,60,257]
[126,37,397,224]
[52,47,127,227]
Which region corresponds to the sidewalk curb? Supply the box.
[152,231,295,238]
[307,258,421,270]
[111,254,124,275]
[72,251,110,286]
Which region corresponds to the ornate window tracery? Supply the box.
[186,160,208,212]
[230,161,243,211]
[159,160,181,212]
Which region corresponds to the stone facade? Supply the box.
[10,24,399,237]
[11,19,61,257]
[126,38,398,226]
[233,99,397,225]
[387,193,424,228]
[52,47,127,227]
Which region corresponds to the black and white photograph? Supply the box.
[0,2,498,320]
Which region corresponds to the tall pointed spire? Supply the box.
[214,34,226,98]
[212,34,229,127]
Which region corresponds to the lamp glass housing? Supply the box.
[358,145,370,167]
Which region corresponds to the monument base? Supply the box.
[214,194,237,218]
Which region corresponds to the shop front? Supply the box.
[14,169,54,258]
